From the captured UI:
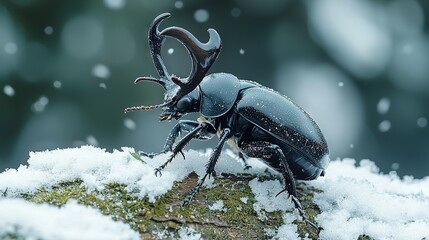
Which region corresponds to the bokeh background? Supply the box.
[1,0,428,177]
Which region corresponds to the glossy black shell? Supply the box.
[235,87,329,177]
[199,73,240,118]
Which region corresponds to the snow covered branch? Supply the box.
[0,146,428,239]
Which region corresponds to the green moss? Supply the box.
[23,180,147,229]
[358,235,375,240]
[294,183,323,240]
[19,173,322,239]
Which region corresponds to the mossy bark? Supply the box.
[20,172,325,239]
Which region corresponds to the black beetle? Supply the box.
[125,13,330,231]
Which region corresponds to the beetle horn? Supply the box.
[124,13,172,113]
[124,13,221,113]
[160,24,222,99]
[133,13,172,90]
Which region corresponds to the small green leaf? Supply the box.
[129,151,146,163]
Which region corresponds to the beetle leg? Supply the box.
[277,156,322,233]
[238,152,252,170]
[240,141,322,233]
[154,122,214,176]
[183,128,231,206]
[140,120,213,158]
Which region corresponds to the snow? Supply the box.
[307,0,392,79]
[152,226,201,239]
[44,26,54,35]
[32,95,49,112]
[4,42,17,55]
[208,200,226,212]
[231,8,241,18]
[178,227,202,240]
[378,120,392,132]
[0,198,139,240]
[53,80,62,88]
[310,159,429,240]
[1,146,429,239]
[240,197,248,204]
[3,85,15,96]
[0,146,267,202]
[417,117,427,128]
[123,118,136,130]
[103,0,126,10]
[249,178,292,220]
[92,63,110,79]
[194,9,209,23]
[377,97,391,115]
[174,1,184,9]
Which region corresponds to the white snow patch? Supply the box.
[2,146,429,239]
[249,178,299,238]
[274,213,300,239]
[0,146,268,203]
[249,178,292,220]
[178,226,201,240]
[208,200,226,212]
[240,197,248,204]
[310,158,429,240]
[0,198,139,240]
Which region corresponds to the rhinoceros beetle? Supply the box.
[125,13,330,231]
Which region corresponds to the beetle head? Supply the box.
[124,13,221,121]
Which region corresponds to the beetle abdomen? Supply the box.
[282,145,329,180]
[236,87,329,171]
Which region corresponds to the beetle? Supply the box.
[125,13,330,231]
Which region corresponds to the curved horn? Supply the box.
[125,13,222,114]
[133,13,171,89]
[148,13,171,81]
[134,76,166,89]
[160,25,222,98]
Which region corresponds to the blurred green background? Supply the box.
[1,0,428,177]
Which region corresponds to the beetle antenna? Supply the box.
[124,100,172,113]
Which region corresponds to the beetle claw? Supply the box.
[305,219,323,234]
[182,197,191,206]
[179,150,185,159]
[275,188,287,198]
[154,168,163,177]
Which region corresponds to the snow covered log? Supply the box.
[0,146,428,239]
